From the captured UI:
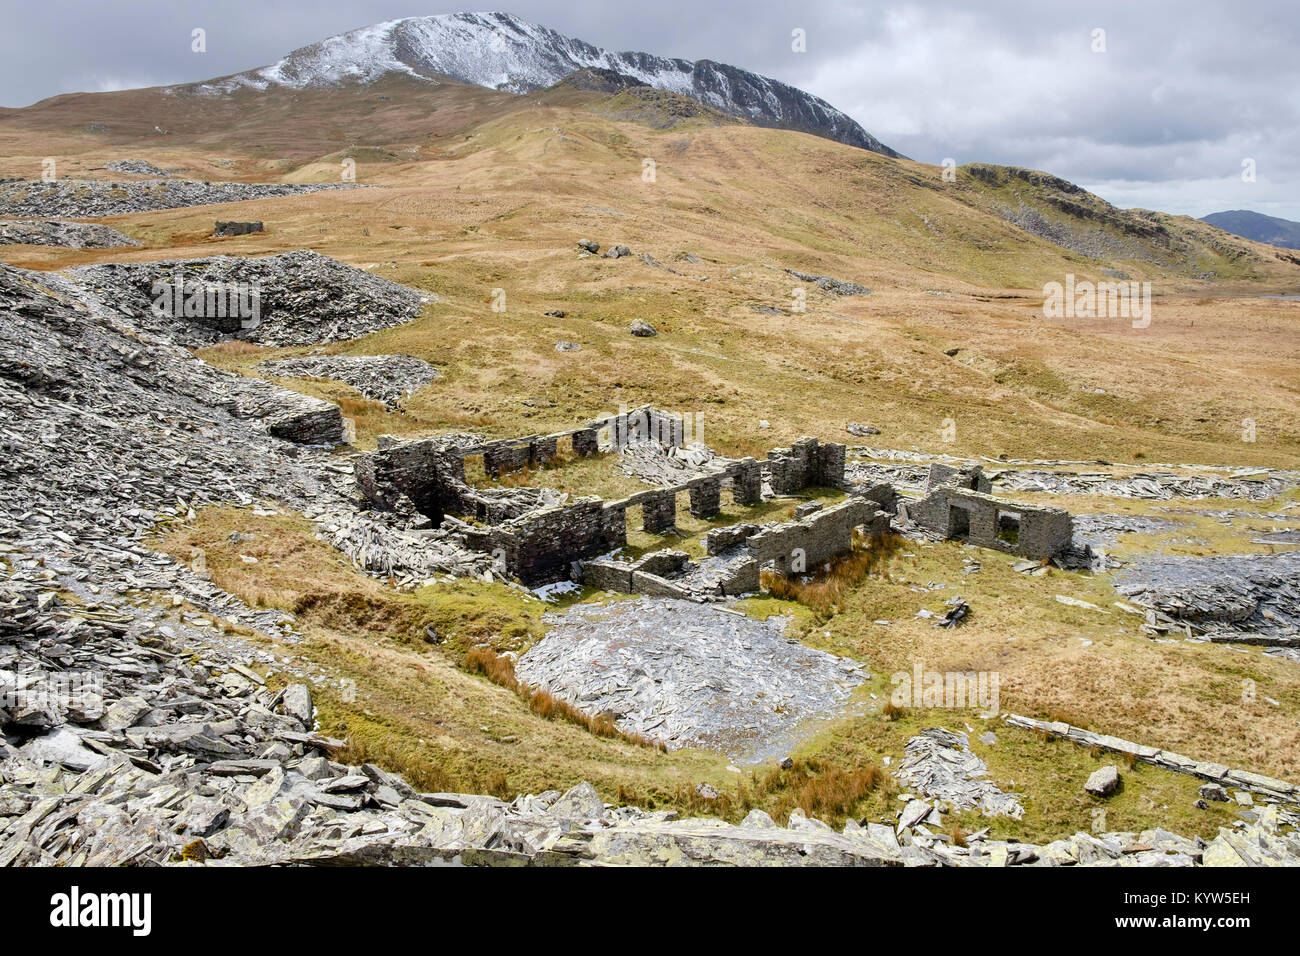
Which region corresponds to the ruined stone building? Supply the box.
[355,409,1074,597]
[898,464,1073,559]
[356,406,897,594]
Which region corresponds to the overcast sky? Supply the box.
[3,1,1297,219]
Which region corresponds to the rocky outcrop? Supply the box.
[785,268,871,296]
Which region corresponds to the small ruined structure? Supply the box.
[214,220,264,237]
[899,464,1073,559]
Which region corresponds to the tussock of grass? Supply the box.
[614,756,893,828]
[749,757,893,823]
[949,822,970,848]
[334,732,454,793]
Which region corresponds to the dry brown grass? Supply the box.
[949,822,970,848]
[791,765,885,819]
[762,532,905,617]
[201,340,262,357]
[748,758,890,823]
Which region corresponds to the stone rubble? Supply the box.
[784,268,871,296]
[514,597,867,762]
[104,159,173,177]
[847,453,1300,502]
[892,729,1024,818]
[260,354,441,408]
[0,178,365,218]
[0,219,139,249]
[65,249,429,346]
[994,467,1298,502]
[1116,551,1300,642]
[1070,513,1184,551]
[616,439,717,485]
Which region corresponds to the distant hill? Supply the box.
[1201,210,1300,250]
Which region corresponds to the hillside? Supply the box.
[2,89,1298,466]
[1202,209,1300,250]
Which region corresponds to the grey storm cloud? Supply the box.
[3,0,1297,218]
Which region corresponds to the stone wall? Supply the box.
[1005,715,1300,805]
[705,523,760,556]
[463,497,627,584]
[731,457,763,505]
[924,463,993,495]
[748,498,890,574]
[581,548,758,600]
[767,437,847,493]
[581,499,888,598]
[588,404,689,450]
[640,490,678,533]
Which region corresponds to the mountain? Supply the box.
[178,11,899,157]
[1200,209,1300,250]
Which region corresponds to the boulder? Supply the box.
[629,319,657,337]
[279,683,313,729]
[1198,782,1229,802]
[1085,765,1121,797]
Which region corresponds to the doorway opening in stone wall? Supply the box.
[626,503,644,535]
[463,452,487,485]
[948,503,971,541]
[997,510,1022,546]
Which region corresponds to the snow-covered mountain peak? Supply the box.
[185,12,898,156]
